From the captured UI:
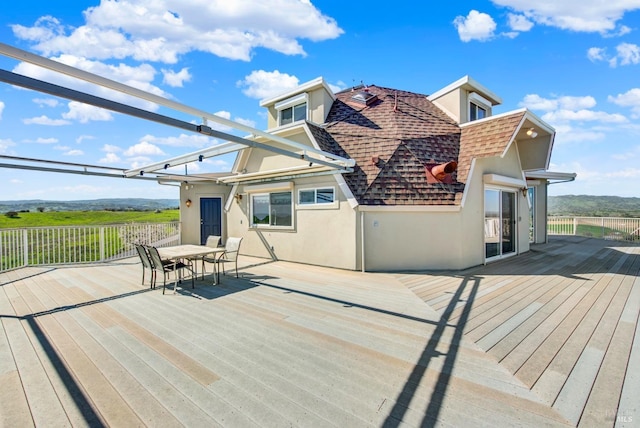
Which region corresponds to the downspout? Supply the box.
[360,210,366,272]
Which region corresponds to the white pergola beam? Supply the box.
[0,42,355,169]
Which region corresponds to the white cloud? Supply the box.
[237,70,300,99]
[552,124,606,143]
[453,10,497,42]
[611,145,640,160]
[234,117,256,128]
[520,94,597,111]
[33,97,60,108]
[12,1,343,63]
[507,13,534,32]
[0,138,16,154]
[64,149,84,156]
[76,135,95,144]
[22,115,71,126]
[608,88,640,117]
[542,109,627,124]
[139,133,211,148]
[62,101,114,123]
[101,144,122,152]
[588,43,640,67]
[616,42,640,65]
[491,0,640,34]
[13,56,164,111]
[99,152,122,164]
[55,145,70,151]
[33,137,59,144]
[0,101,4,120]
[124,141,165,157]
[587,47,606,62]
[162,67,192,87]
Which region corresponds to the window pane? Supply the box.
[270,192,292,226]
[477,106,486,119]
[293,103,307,122]
[470,103,477,121]
[316,188,334,204]
[484,189,500,258]
[252,195,270,225]
[280,107,293,125]
[299,190,315,204]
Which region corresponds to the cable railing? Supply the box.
[0,222,180,273]
[548,216,640,242]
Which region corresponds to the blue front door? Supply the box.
[199,197,222,245]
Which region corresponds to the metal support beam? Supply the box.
[0,69,352,175]
[0,42,355,169]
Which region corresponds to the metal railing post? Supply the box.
[22,229,29,267]
[100,227,105,261]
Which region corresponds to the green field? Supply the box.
[0,209,180,228]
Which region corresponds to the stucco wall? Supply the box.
[227,176,359,270]
[361,209,466,271]
[179,182,230,245]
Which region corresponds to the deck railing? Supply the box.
[0,222,180,273]
[548,216,640,242]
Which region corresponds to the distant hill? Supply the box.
[0,198,179,213]
[549,195,640,217]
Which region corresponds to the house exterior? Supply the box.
[175,76,575,271]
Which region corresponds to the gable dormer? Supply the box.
[260,77,336,130]
[428,75,502,124]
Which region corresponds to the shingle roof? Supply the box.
[457,111,526,183]
[310,85,523,206]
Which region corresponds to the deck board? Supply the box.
[1,236,638,427]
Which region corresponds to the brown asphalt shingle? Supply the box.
[309,85,525,206]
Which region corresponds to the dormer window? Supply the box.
[275,93,308,126]
[470,102,486,121]
[468,92,491,122]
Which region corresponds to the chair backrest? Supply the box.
[205,235,221,248]
[146,246,164,270]
[135,244,153,269]
[223,237,243,261]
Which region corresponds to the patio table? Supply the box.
[158,244,226,284]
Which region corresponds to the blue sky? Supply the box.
[1,0,640,201]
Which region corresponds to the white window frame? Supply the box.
[297,186,337,209]
[468,92,491,122]
[275,93,308,127]
[246,183,295,230]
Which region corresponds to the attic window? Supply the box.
[351,90,377,105]
[468,92,491,122]
[275,93,308,126]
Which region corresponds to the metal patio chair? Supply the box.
[146,245,194,294]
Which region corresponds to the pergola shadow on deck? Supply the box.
[0,236,637,427]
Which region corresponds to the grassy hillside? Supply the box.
[0,198,178,213]
[0,209,180,228]
[549,195,640,217]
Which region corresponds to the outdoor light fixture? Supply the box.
[185,199,192,208]
[526,128,538,138]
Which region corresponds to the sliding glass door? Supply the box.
[485,189,516,260]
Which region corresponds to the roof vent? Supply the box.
[425,161,458,184]
[351,89,378,105]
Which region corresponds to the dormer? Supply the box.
[428,76,502,124]
[260,77,336,130]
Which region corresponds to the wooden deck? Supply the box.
[1,236,638,427]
